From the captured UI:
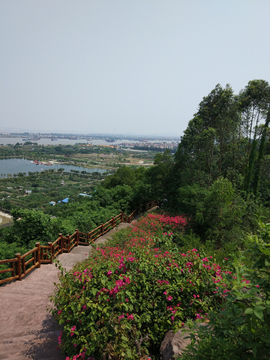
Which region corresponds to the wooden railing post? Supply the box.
[12,261,15,278]
[67,235,70,252]
[59,233,63,254]
[120,211,123,223]
[112,217,115,228]
[35,242,41,268]
[76,229,79,246]
[101,224,104,236]
[48,242,53,264]
[22,257,26,276]
[15,253,22,281]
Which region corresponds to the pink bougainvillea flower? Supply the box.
[167,295,173,301]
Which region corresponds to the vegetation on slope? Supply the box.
[1,79,270,358]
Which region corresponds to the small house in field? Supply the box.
[58,198,69,204]
[25,190,32,195]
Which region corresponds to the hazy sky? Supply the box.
[1,1,270,137]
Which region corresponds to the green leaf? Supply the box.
[244,308,254,315]
[126,349,132,357]
[254,311,264,320]
[254,305,265,312]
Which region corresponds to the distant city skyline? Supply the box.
[1,1,270,137]
[0,127,180,138]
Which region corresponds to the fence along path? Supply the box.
[0,200,158,286]
[0,201,158,360]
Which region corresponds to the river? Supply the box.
[0,158,108,177]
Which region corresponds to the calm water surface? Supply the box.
[0,158,108,176]
[0,137,135,146]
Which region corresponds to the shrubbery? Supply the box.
[51,214,233,359]
[180,223,270,360]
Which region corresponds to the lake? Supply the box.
[0,137,135,146]
[0,158,108,177]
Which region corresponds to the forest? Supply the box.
[1,79,270,359]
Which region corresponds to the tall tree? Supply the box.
[174,84,240,190]
[239,80,270,194]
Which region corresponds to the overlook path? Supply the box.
[0,221,136,360]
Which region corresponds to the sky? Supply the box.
[0,0,270,137]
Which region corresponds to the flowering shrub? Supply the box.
[51,214,232,359]
[180,225,270,360]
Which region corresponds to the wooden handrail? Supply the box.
[0,200,159,285]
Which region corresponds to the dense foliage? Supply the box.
[180,222,270,359]
[0,183,135,276]
[51,214,233,359]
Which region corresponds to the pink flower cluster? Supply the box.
[118,313,134,320]
[148,214,188,228]
[60,213,251,357]
[70,325,76,337]
[58,331,62,345]
[73,269,93,283]
[157,279,170,286]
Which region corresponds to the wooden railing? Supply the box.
[0,200,159,285]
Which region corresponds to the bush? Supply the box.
[180,223,270,360]
[50,214,233,359]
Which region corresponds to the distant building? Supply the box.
[58,198,69,204]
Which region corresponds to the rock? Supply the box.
[160,323,209,360]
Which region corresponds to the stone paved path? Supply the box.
[0,222,135,360]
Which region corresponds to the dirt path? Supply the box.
[0,222,135,360]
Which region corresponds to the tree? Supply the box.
[101,166,136,189]
[253,111,270,197]
[145,149,173,200]
[238,80,270,195]
[173,84,240,193]
[8,208,55,245]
